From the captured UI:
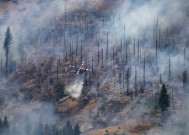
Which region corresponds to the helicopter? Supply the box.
[66,62,91,75]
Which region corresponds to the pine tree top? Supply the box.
[3,26,12,54]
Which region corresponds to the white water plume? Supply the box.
[65,78,84,99]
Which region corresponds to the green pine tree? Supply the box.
[2,116,9,135]
[64,121,73,135]
[158,84,170,112]
[3,116,9,128]
[0,118,3,134]
[3,26,12,76]
[73,124,81,135]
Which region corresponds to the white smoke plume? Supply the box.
[65,78,84,99]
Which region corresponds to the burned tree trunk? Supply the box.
[184,48,186,68]
[172,32,175,53]
[98,41,100,63]
[183,70,187,92]
[134,38,135,56]
[57,60,59,85]
[137,39,140,62]
[123,68,125,91]
[168,58,171,81]
[119,67,122,89]
[76,34,78,57]
[101,49,103,68]
[159,74,163,84]
[80,35,83,64]
[155,32,158,63]
[106,32,109,60]
[134,68,137,96]
[1,59,2,77]
[69,33,72,56]
[126,68,130,96]
[92,58,94,73]
[143,55,146,89]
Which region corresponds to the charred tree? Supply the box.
[155,17,158,63]
[106,32,109,60]
[80,36,83,64]
[168,58,171,81]
[183,70,187,92]
[112,46,115,61]
[143,55,146,89]
[119,67,122,89]
[64,1,67,25]
[172,32,175,53]
[184,48,186,68]
[126,68,130,96]
[69,33,72,56]
[76,34,78,57]
[134,68,137,96]
[120,38,123,64]
[64,33,67,61]
[137,39,140,62]
[57,60,59,85]
[98,41,100,63]
[160,74,163,84]
[155,31,158,63]
[123,68,125,90]
[101,49,103,68]
[92,58,94,73]
[0,59,2,77]
[134,38,135,56]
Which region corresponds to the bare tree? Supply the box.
[133,38,135,56]
[1,59,2,77]
[57,60,59,85]
[168,58,171,81]
[98,41,100,63]
[184,48,186,68]
[126,68,130,95]
[106,32,109,60]
[137,39,140,62]
[80,35,83,64]
[134,68,137,96]
[183,70,187,92]
[101,49,103,68]
[143,55,146,89]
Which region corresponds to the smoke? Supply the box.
[0,0,189,134]
[65,78,84,99]
[0,0,104,65]
[0,99,58,135]
[147,98,189,135]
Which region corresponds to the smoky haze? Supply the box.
[0,0,189,134]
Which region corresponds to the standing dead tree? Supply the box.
[168,58,171,81]
[80,35,83,64]
[101,49,103,68]
[143,54,146,89]
[134,68,138,96]
[126,67,130,96]
[183,70,187,92]
[106,32,109,60]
